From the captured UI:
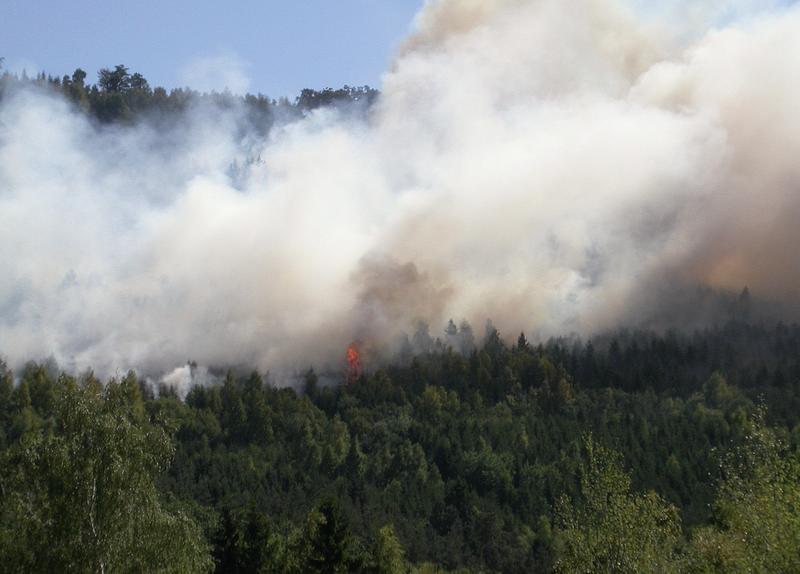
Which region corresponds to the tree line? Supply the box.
[1,318,799,572]
[0,62,379,127]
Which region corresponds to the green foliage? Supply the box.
[554,436,682,573]
[0,379,212,573]
[300,498,358,573]
[0,63,378,127]
[1,319,800,572]
[98,64,132,92]
[374,525,409,574]
[6,55,800,574]
[687,413,800,573]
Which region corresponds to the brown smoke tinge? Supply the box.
[377,0,800,334]
[400,0,521,55]
[629,12,800,300]
[352,256,453,337]
[2,0,800,384]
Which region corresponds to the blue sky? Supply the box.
[0,0,424,97]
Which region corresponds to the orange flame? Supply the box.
[347,346,360,367]
[346,342,362,384]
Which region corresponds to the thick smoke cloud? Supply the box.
[1,0,799,382]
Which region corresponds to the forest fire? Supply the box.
[346,342,362,385]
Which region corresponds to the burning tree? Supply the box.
[346,343,362,385]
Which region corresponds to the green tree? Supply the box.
[0,360,12,447]
[98,64,131,92]
[71,67,87,86]
[554,436,682,574]
[0,381,212,573]
[305,367,319,398]
[129,72,150,91]
[0,359,12,412]
[302,499,356,574]
[373,525,408,574]
[687,413,800,573]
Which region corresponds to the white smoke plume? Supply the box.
[1,0,800,380]
[155,363,221,400]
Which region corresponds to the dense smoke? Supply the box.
[2,0,799,381]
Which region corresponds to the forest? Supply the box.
[1,65,800,573]
[1,314,799,573]
[0,61,379,128]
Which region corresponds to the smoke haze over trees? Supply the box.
[2,321,800,571]
[2,0,800,381]
[3,1,800,571]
